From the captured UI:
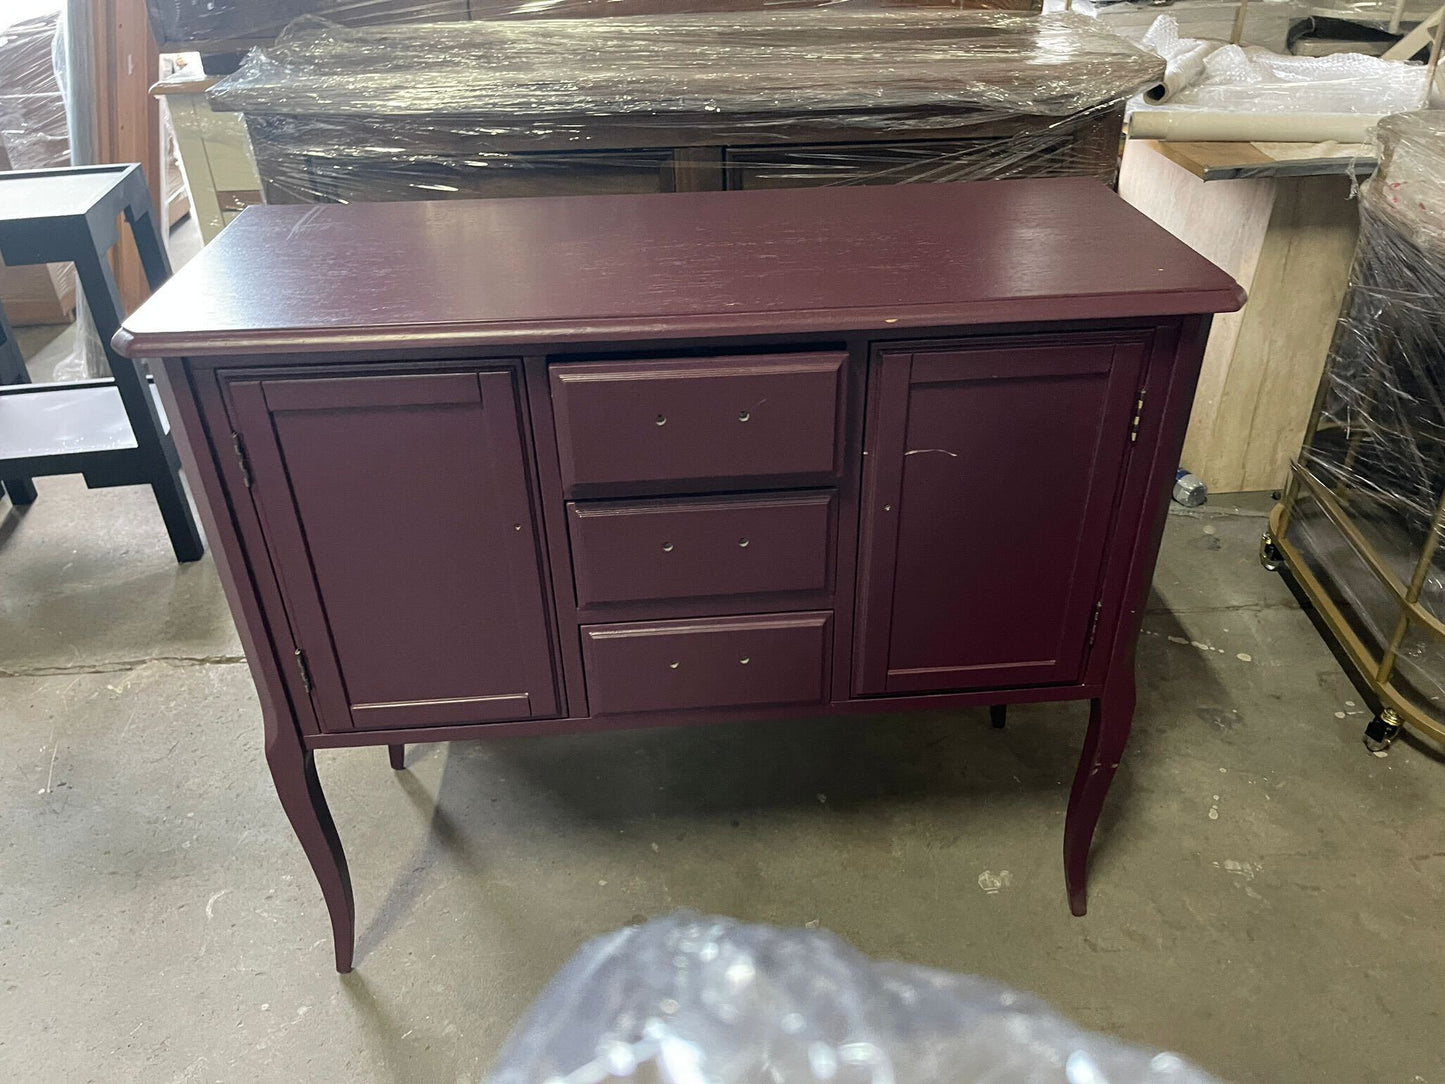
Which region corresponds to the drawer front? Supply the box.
[581,612,832,715]
[569,491,835,606]
[550,353,845,496]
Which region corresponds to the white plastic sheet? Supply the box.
[486,914,1220,1084]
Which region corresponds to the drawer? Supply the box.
[581,611,832,715]
[568,491,835,607]
[550,353,845,496]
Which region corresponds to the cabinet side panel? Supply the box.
[154,359,318,736]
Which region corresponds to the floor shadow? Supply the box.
[353,767,491,965]
[0,498,31,550]
[338,972,452,1084]
[455,705,1093,830]
[1398,727,1445,765]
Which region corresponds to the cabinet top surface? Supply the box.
[116,179,1243,357]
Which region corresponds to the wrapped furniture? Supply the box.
[143,0,1043,56]
[205,12,1161,204]
[1265,111,1445,751]
[153,70,264,243]
[0,10,75,325]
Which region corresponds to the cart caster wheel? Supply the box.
[1363,709,1401,753]
[1260,531,1284,573]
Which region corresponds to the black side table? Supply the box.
[0,164,203,562]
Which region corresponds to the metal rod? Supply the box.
[1291,466,1445,645]
[1427,8,1445,106]
[1269,505,1445,745]
[1375,487,1445,684]
[1389,0,1409,34]
[1230,0,1252,44]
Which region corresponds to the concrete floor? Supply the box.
[3,325,1444,1082]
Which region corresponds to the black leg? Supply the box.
[71,241,203,562]
[989,704,1007,729]
[388,744,405,771]
[122,179,174,292]
[0,302,37,505]
[0,477,37,506]
[149,469,206,562]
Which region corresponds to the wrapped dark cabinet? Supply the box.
[114,179,1243,972]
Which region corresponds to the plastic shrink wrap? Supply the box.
[1041,0,1298,51]
[0,5,75,326]
[1274,111,1445,733]
[143,0,1042,52]
[205,10,1161,203]
[484,914,1218,1084]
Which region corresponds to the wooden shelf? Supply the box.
[0,378,167,470]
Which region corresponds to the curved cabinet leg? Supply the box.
[1063,672,1136,917]
[266,739,355,972]
[388,744,405,771]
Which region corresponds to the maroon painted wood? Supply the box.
[550,353,846,497]
[116,181,1242,359]
[224,368,560,732]
[581,612,832,715]
[115,179,1243,971]
[568,491,835,607]
[854,332,1149,695]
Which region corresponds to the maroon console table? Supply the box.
[116,179,1242,972]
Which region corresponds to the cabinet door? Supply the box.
[854,335,1148,696]
[227,369,560,732]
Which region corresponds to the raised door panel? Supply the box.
[854,333,1149,696]
[227,369,560,732]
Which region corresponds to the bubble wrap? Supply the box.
[485,914,1218,1084]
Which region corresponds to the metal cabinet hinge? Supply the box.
[294,648,313,693]
[230,431,252,487]
[1086,601,1104,647]
[1129,388,1148,443]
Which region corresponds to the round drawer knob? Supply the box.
[662,541,675,552]
[738,537,750,548]
[738,410,751,422]
[739,656,751,665]
[655,414,667,426]
[668,661,680,670]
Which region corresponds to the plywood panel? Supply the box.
[1120,139,1356,494]
[1210,174,1359,491]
